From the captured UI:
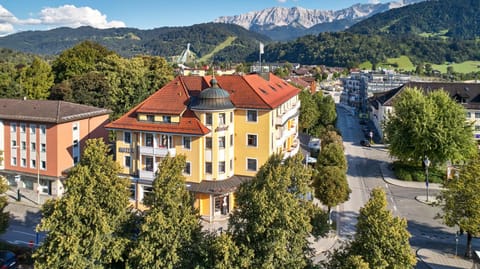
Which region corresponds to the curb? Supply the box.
[378,162,444,191]
[416,248,434,269]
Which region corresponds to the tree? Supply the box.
[228,154,314,269]
[69,71,111,108]
[317,94,337,127]
[33,139,132,268]
[298,90,320,132]
[438,156,480,257]
[196,232,253,269]
[312,166,350,218]
[0,176,9,234]
[384,87,476,166]
[320,130,342,148]
[349,188,416,268]
[52,41,116,83]
[17,57,54,99]
[128,155,203,269]
[316,142,347,171]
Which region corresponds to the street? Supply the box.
[335,103,478,265]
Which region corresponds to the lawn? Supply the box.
[431,61,480,74]
[378,56,415,72]
[198,36,237,63]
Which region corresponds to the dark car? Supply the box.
[360,139,371,147]
[0,250,16,269]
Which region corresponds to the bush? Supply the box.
[392,161,444,184]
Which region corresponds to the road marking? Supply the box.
[12,230,35,236]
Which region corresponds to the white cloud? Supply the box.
[0,4,125,35]
[277,0,288,3]
[38,5,126,29]
[368,0,381,3]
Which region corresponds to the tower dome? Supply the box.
[191,78,234,110]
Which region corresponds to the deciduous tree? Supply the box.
[384,87,476,166]
[33,139,132,269]
[312,166,350,217]
[438,156,480,257]
[350,188,416,268]
[128,155,203,268]
[17,57,54,99]
[228,154,315,269]
[0,176,9,234]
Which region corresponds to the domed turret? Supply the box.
[191,78,234,110]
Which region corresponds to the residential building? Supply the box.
[106,73,301,221]
[369,82,480,140]
[0,99,110,200]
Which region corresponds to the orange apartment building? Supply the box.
[0,99,110,201]
[107,72,301,221]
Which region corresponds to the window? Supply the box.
[11,157,16,166]
[206,137,212,149]
[230,112,233,123]
[205,162,212,174]
[41,161,46,170]
[230,159,233,170]
[41,143,46,152]
[74,156,79,164]
[21,158,26,167]
[145,133,153,147]
[40,125,46,135]
[21,141,26,150]
[183,136,191,149]
[11,123,16,133]
[219,161,225,173]
[163,116,171,123]
[230,134,233,146]
[146,115,155,122]
[467,112,472,118]
[125,156,131,168]
[73,123,78,131]
[247,134,257,147]
[20,124,26,133]
[73,139,79,148]
[30,124,36,134]
[206,113,212,125]
[219,113,226,125]
[184,162,191,175]
[11,140,17,148]
[145,156,153,171]
[476,125,480,131]
[247,110,257,122]
[31,142,36,152]
[476,113,480,119]
[247,158,257,171]
[219,136,225,148]
[124,132,131,143]
[31,159,36,169]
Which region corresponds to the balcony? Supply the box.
[275,101,300,126]
[276,127,297,147]
[139,146,176,157]
[138,170,155,181]
[283,139,300,159]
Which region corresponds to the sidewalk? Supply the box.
[378,159,475,269]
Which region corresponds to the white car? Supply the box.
[308,138,321,151]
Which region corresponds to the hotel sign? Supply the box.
[119,147,135,153]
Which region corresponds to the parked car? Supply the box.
[360,139,371,147]
[308,138,321,157]
[0,250,17,269]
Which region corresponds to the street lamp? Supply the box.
[423,156,431,202]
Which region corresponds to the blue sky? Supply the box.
[0,0,389,35]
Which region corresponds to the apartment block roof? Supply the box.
[107,73,300,134]
[0,99,111,123]
[370,82,480,110]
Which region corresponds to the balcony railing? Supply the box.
[275,101,301,126]
[139,170,155,180]
[139,146,176,157]
[283,139,300,159]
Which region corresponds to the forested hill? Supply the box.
[347,0,480,39]
[0,23,270,62]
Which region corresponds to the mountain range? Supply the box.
[214,0,425,40]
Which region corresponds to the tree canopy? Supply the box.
[228,154,315,269]
[33,139,132,269]
[384,87,477,166]
[438,155,480,257]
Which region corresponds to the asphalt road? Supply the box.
[335,104,478,264]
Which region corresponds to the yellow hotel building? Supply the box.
[106,72,301,221]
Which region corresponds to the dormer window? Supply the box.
[163,116,171,123]
[146,115,154,122]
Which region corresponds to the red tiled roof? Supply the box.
[106,108,210,135]
[107,73,300,134]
